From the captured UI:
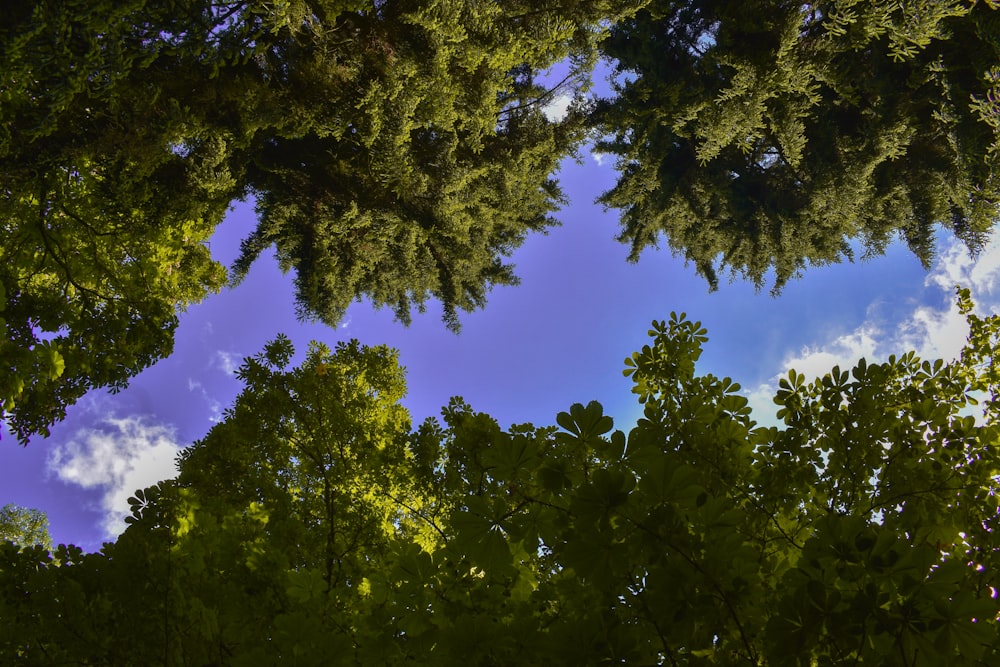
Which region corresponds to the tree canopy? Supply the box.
[4,290,1000,664]
[7,4,1000,660]
[6,1,1000,444]
[0,0,643,443]
[0,504,51,552]
[595,0,1000,291]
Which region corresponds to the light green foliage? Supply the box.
[596,0,1000,292]
[2,0,240,443]
[0,504,51,552]
[4,290,1000,663]
[1,0,644,443]
[0,156,226,443]
[174,335,423,586]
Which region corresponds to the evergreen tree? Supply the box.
[0,0,642,443]
[596,0,1000,291]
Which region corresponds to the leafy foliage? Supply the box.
[0,504,51,552]
[3,291,1000,664]
[6,1,999,445]
[0,0,643,442]
[233,0,639,330]
[595,0,1000,292]
[0,0,231,443]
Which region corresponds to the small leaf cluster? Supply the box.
[0,504,51,552]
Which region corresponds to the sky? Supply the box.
[4,98,1000,554]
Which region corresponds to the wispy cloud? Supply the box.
[746,234,1000,424]
[542,93,573,122]
[47,417,184,539]
[926,234,1000,298]
[591,150,611,167]
[216,350,242,376]
[188,378,225,423]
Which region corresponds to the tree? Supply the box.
[0,336,432,663]
[233,0,646,330]
[595,0,1000,292]
[0,504,51,551]
[0,0,234,444]
[1,0,644,443]
[4,290,1000,664]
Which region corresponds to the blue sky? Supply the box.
[4,119,999,553]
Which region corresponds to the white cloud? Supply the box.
[188,378,225,423]
[542,93,573,122]
[746,233,1000,425]
[47,417,184,539]
[926,236,1000,298]
[591,150,610,167]
[893,301,970,363]
[216,350,242,376]
[781,326,882,381]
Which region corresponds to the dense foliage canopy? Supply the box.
[6,3,1000,662]
[3,291,1000,664]
[596,0,1000,291]
[5,0,1000,444]
[0,0,641,443]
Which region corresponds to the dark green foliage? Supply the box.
[0,0,642,442]
[596,0,1000,291]
[3,292,1000,664]
[8,0,998,446]
[228,0,644,328]
[1,0,251,443]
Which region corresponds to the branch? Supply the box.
[866,484,968,516]
[386,492,449,544]
[35,203,115,304]
[630,516,761,664]
[58,205,121,238]
[632,574,680,667]
[497,71,579,119]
